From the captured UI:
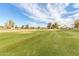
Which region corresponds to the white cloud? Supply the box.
[73,3,79,8]
[47,3,70,26]
[19,3,49,19]
[69,13,79,19]
[12,3,79,27]
[23,12,53,23]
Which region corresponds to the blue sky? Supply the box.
[0,3,79,27]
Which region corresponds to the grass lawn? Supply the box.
[0,30,79,56]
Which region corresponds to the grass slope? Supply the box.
[0,30,79,56]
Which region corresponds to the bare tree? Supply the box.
[5,20,14,29]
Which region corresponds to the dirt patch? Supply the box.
[0,29,60,33]
[0,29,35,33]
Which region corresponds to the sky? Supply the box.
[0,3,79,27]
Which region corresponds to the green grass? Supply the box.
[0,30,79,56]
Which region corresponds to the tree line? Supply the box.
[0,19,79,30]
[3,20,45,29]
[47,19,79,29]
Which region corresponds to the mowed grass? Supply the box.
[0,30,79,56]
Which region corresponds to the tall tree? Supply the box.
[47,22,52,29]
[37,26,41,29]
[5,20,14,29]
[74,19,79,29]
[25,24,29,29]
[51,22,59,29]
[15,25,18,29]
[21,25,25,29]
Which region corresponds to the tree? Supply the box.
[74,19,79,29]
[30,26,34,29]
[37,26,41,29]
[25,24,29,29]
[47,22,52,29]
[5,20,14,29]
[15,25,18,29]
[21,25,25,29]
[51,22,59,29]
[0,26,4,29]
